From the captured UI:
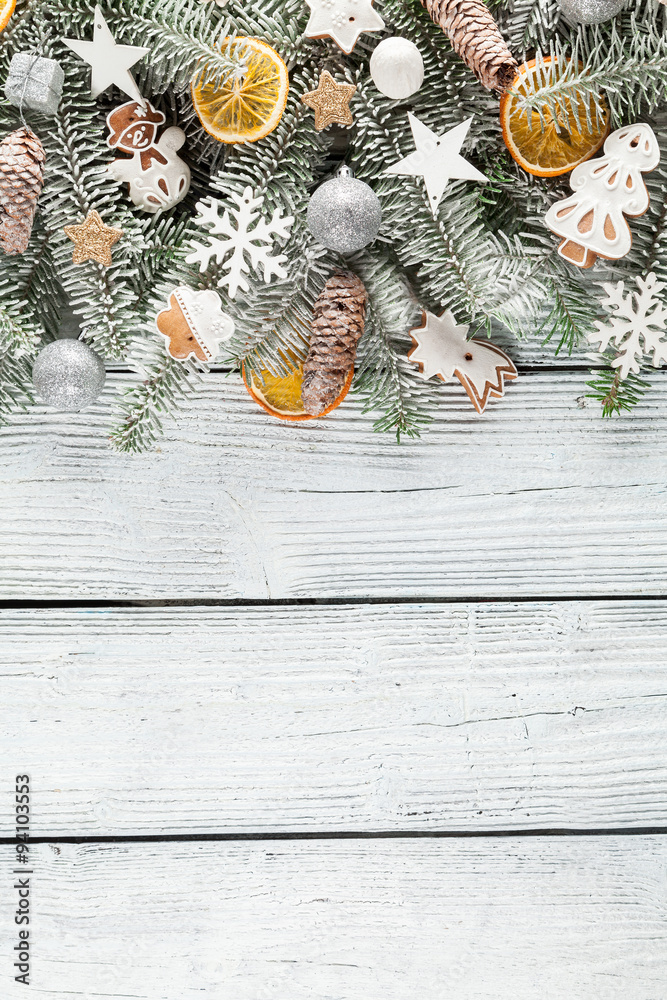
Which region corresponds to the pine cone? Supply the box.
[301,271,367,417]
[0,127,46,255]
[421,0,518,92]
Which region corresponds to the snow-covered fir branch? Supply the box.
[515,7,667,124]
[2,0,667,441]
[109,336,202,452]
[353,249,438,440]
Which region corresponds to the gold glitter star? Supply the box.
[301,71,357,131]
[63,209,124,266]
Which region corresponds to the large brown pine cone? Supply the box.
[421,0,518,92]
[0,127,46,255]
[301,271,367,417]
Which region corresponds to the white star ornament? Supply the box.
[304,0,385,55]
[63,6,149,103]
[408,310,517,414]
[385,113,488,216]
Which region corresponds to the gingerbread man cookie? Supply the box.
[106,100,191,213]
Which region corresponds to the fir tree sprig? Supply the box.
[353,250,437,441]
[587,362,652,416]
[33,43,144,359]
[0,224,63,418]
[515,8,667,125]
[0,298,42,421]
[109,339,201,452]
[495,0,563,53]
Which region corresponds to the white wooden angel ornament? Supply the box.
[106,100,191,213]
[545,123,660,269]
[408,309,517,413]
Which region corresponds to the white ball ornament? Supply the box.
[370,37,424,100]
[307,166,382,254]
[32,339,106,411]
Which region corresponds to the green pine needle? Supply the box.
[587,364,652,417]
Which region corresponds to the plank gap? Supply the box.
[3,594,667,610]
[2,827,667,844]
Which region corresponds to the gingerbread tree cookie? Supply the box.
[545,123,660,269]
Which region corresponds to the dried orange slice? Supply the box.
[191,36,289,144]
[500,57,609,178]
[0,0,16,31]
[242,359,354,421]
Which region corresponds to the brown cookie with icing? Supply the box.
[156,291,208,361]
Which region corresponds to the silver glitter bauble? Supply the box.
[32,339,106,411]
[557,0,625,23]
[307,166,382,254]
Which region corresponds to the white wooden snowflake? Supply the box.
[588,272,667,378]
[186,187,294,299]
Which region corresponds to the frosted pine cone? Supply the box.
[0,127,46,255]
[421,0,517,92]
[301,271,367,416]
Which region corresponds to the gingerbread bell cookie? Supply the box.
[545,123,660,269]
[156,286,234,362]
[106,99,191,213]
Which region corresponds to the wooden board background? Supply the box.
[0,371,666,598]
[1,602,666,835]
[1,838,665,1000]
[1,364,666,998]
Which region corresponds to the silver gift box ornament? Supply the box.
[5,53,64,116]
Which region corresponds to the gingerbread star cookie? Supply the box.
[302,71,357,130]
[63,209,124,266]
[408,309,517,414]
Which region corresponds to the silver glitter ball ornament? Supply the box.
[557,0,625,23]
[32,339,106,411]
[307,166,382,254]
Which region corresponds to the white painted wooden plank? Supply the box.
[1,838,664,1000]
[2,602,666,836]
[476,325,591,365]
[1,372,666,597]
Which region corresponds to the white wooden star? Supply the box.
[63,5,149,103]
[304,0,385,55]
[385,113,488,216]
